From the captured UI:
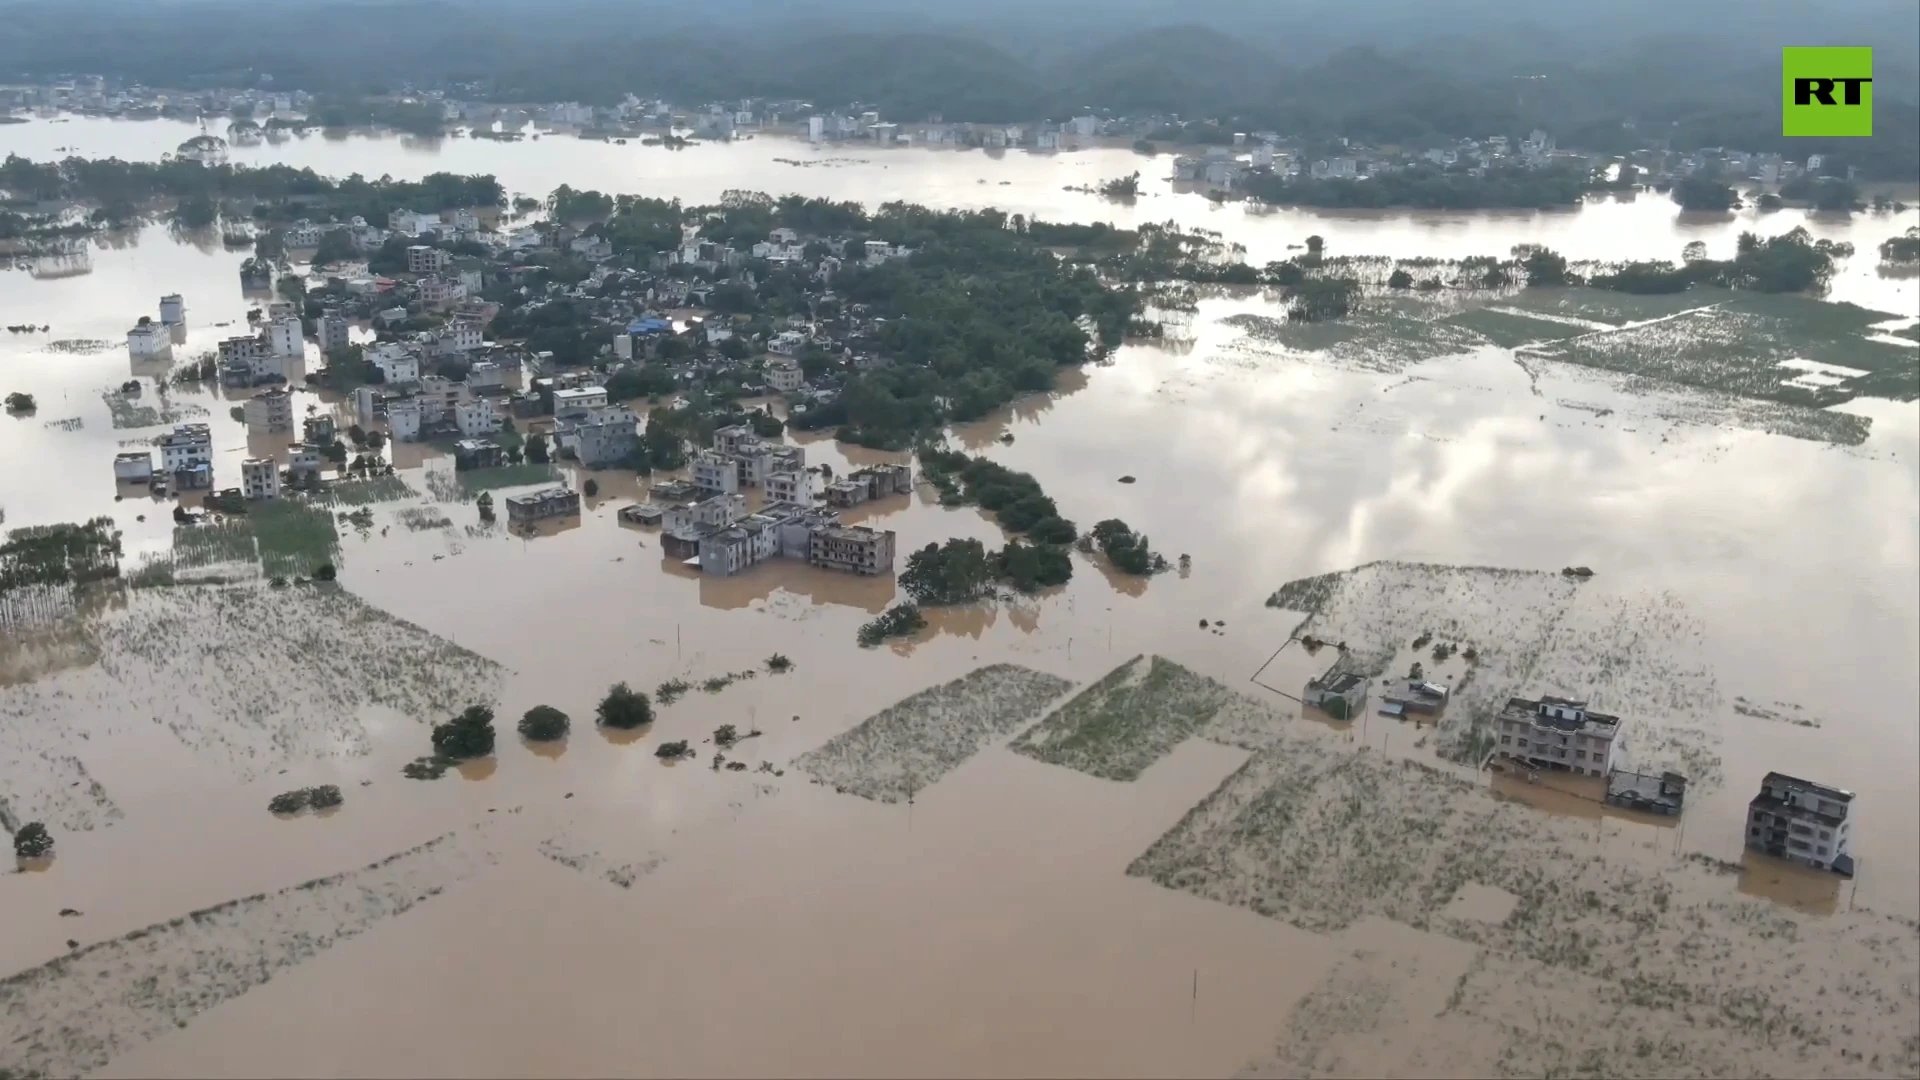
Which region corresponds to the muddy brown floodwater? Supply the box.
[1,115,1917,1078]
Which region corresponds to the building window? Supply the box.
[1517,739,1528,748]
[1500,736,1511,745]
[1819,830,1831,840]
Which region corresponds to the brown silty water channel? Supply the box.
[1,116,1917,1077]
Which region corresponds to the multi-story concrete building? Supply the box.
[505,485,581,524]
[765,468,809,506]
[240,457,281,500]
[316,313,352,356]
[242,388,294,433]
[1745,772,1856,874]
[690,449,741,496]
[454,399,499,437]
[662,494,747,533]
[386,398,423,442]
[217,334,266,368]
[453,438,504,471]
[553,385,609,416]
[847,463,913,499]
[406,244,448,274]
[558,406,638,467]
[127,321,172,360]
[1495,695,1621,777]
[159,293,186,325]
[113,451,153,483]
[766,357,804,392]
[809,524,896,576]
[417,275,466,308]
[266,315,304,357]
[696,515,782,577]
[156,423,212,474]
[366,342,421,384]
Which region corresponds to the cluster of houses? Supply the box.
[1301,662,1860,877]
[616,426,906,579]
[1170,127,1844,193]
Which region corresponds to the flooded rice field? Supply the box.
[1,115,1917,1076]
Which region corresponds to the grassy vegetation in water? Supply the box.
[249,500,340,579]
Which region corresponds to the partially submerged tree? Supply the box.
[431,704,497,759]
[12,821,52,859]
[597,682,653,729]
[519,705,571,741]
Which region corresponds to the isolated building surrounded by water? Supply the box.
[1495,695,1620,777]
[1745,772,1856,875]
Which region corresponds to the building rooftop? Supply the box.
[1501,695,1620,734]
[1758,772,1855,803]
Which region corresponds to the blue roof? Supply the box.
[628,317,671,335]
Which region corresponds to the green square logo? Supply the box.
[1783,47,1873,136]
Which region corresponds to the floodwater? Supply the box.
[2,115,1918,1077]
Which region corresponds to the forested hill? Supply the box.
[2,0,1915,176]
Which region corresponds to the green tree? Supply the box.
[518,705,570,741]
[11,821,52,859]
[526,433,550,464]
[596,682,653,729]
[431,705,496,759]
[1522,248,1571,287]
[1387,268,1414,289]
[4,392,35,413]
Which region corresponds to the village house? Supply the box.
[690,449,741,497]
[505,485,581,524]
[1495,695,1621,777]
[242,387,294,433]
[303,414,336,445]
[157,423,212,476]
[112,450,153,484]
[552,385,609,416]
[809,524,896,575]
[1745,772,1856,875]
[1606,770,1688,816]
[1379,679,1451,718]
[453,438,504,471]
[847,463,913,499]
[386,398,423,442]
[266,315,304,357]
[558,406,638,467]
[767,356,805,392]
[316,312,351,355]
[1301,667,1367,718]
[286,444,325,484]
[127,320,171,361]
[373,341,424,385]
[765,468,809,506]
[240,457,281,500]
[696,515,782,577]
[618,503,666,526]
[454,399,499,437]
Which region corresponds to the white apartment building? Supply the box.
[1495,695,1621,777]
[113,451,153,483]
[367,341,422,384]
[767,357,804,392]
[552,385,609,415]
[157,423,212,473]
[316,313,351,355]
[159,293,186,325]
[1745,773,1856,874]
[242,388,294,433]
[218,334,266,367]
[690,449,741,497]
[407,244,449,274]
[467,360,507,388]
[663,494,748,533]
[430,320,484,354]
[240,457,281,500]
[417,275,466,308]
[454,399,499,437]
[128,321,172,360]
[765,468,808,506]
[266,315,304,357]
[386,398,423,442]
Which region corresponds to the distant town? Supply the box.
[3,77,1904,213]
